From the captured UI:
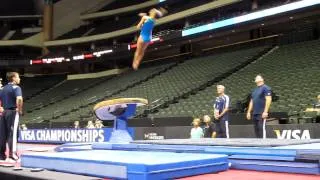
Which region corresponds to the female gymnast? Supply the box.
[132,8,167,70]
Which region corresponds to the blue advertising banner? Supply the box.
[18,128,135,143]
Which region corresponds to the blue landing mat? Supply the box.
[229,155,296,161]
[55,145,92,152]
[273,143,320,149]
[230,159,320,175]
[91,142,297,156]
[296,149,320,163]
[21,150,229,179]
[133,138,320,147]
[93,143,208,153]
[54,144,93,152]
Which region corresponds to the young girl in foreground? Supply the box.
[190,118,204,139]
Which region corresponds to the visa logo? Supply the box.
[274,130,311,139]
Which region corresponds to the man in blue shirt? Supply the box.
[246,75,272,139]
[214,85,231,138]
[0,72,23,162]
[313,95,320,109]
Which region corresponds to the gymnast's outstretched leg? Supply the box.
[132,36,149,70]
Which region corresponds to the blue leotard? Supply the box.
[140,17,155,43]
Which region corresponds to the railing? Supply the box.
[202,34,281,52]
[143,52,192,64]
[0,15,42,20]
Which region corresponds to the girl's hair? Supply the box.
[203,115,211,122]
[154,9,163,18]
[192,118,201,125]
[150,8,167,18]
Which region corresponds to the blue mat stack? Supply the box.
[91,140,320,175]
[21,139,320,178]
[228,151,320,175]
[21,150,229,179]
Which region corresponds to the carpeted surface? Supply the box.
[179,169,320,180]
[133,138,320,147]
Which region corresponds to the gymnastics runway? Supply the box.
[1,138,319,180]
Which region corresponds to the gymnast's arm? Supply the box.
[136,16,147,29]
[138,13,147,17]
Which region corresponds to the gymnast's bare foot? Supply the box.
[132,61,140,71]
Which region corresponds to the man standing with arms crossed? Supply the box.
[0,72,23,162]
[214,85,231,138]
[247,75,272,139]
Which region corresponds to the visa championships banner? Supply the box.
[18,128,135,143]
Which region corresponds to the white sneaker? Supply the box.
[5,158,17,163]
[9,154,20,162]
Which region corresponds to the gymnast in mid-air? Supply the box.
[132,7,167,70]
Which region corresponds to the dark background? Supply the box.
[0,0,44,16]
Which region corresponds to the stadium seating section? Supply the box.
[0,21,40,40]
[24,76,108,112]
[114,46,268,115]
[0,27,9,39]
[155,40,320,118]
[9,30,38,40]
[22,75,65,100]
[23,63,175,123]
[21,39,320,124]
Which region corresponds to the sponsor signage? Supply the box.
[18,128,134,143]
